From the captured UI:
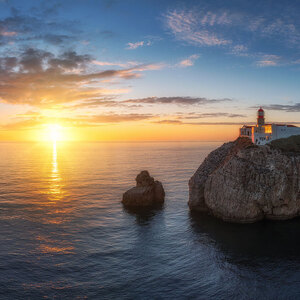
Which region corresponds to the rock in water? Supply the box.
[122,171,165,207]
[189,136,300,223]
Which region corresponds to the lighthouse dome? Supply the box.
[257,107,265,117]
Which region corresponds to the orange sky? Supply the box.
[0,122,240,142]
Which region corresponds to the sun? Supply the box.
[47,124,64,142]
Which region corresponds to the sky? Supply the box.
[0,0,299,141]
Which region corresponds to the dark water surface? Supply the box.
[0,142,300,299]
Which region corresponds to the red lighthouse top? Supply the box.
[257,107,265,125]
[257,107,265,117]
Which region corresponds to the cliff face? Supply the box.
[189,136,300,223]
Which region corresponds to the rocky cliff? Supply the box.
[189,136,300,223]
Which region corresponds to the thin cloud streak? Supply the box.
[258,103,300,112]
[1,112,156,130]
[0,30,17,36]
[178,54,200,67]
[256,55,281,67]
[92,60,140,68]
[176,112,246,119]
[122,96,232,105]
[153,120,300,125]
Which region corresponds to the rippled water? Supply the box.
[1,142,300,299]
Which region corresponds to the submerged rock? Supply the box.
[122,171,165,207]
[189,136,300,223]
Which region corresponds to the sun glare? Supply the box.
[47,124,63,142]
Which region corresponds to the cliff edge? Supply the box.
[189,136,300,223]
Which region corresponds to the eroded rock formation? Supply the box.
[122,171,165,207]
[189,136,300,223]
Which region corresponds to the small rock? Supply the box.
[122,171,165,207]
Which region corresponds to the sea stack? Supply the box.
[122,171,165,207]
[189,135,300,223]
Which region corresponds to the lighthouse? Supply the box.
[239,107,300,145]
[257,107,265,126]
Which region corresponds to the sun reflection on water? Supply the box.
[35,142,74,255]
[49,141,63,203]
[52,142,58,173]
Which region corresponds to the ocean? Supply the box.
[0,142,300,299]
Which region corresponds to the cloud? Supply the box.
[48,50,91,70]
[92,60,139,68]
[126,41,145,49]
[153,112,246,125]
[62,95,231,109]
[0,7,81,48]
[153,120,183,125]
[229,45,249,57]
[0,48,161,107]
[248,17,300,46]
[176,112,246,119]
[122,96,232,105]
[93,61,164,73]
[256,55,281,67]
[0,30,17,36]
[261,103,300,112]
[163,6,300,65]
[91,113,153,123]
[178,54,200,67]
[129,63,165,71]
[199,11,231,26]
[153,120,252,126]
[1,112,155,130]
[164,9,231,46]
[61,98,143,110]
[126,36,160,50]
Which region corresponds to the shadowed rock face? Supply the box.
[189,136,300,223]
[122,171,165,207]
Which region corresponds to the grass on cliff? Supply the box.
[269,135,300,152]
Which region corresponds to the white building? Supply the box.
[240,108,300,145]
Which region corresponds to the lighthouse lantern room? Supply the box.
[257,107,265,126]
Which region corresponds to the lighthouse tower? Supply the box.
[257,107,265,126]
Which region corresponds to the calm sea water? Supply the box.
[1,142,300,299]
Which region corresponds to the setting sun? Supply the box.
[46,124,64,142]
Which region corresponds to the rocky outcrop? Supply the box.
[122,171,165,207]
[189,136,300,223]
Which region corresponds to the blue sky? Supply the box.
[0,0,299,139]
